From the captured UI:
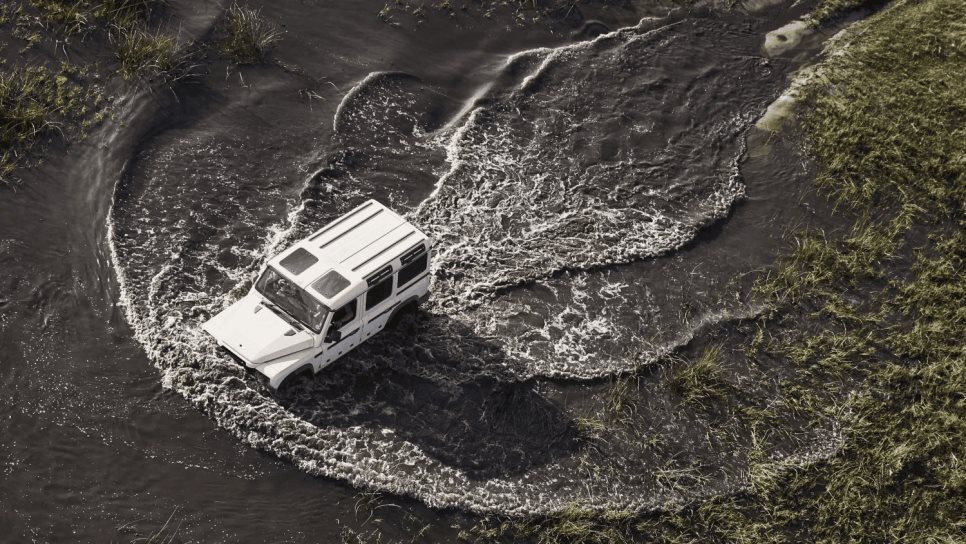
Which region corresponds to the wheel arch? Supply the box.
[387,296,419,327]
[271,362,315,391]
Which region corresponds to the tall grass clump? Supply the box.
[665,346,728,408]
[220,2,281,64]
[98,0,193,84]
[111,25,193,83]
[604,377,634,418]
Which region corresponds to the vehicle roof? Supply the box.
[267,199,431,308]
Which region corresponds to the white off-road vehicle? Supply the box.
[203,200,432,389]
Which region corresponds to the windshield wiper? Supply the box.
[262,300,306,331]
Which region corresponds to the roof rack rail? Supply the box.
[308,200,377,242]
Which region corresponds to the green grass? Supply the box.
[220,2,281,65]
[26,0,163,35]
[604,377,634,418]
[0,65,101,182]
[887,233,965,361]
[463,0,965,541]
[465,504,634,544]
[573,417,605,442]
[16,1,189,84]
[27,0,88,35]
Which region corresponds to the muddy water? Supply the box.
[2,0,841,540]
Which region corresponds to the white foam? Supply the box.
[333,71,397,134]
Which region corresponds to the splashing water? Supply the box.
[108,13,838,516]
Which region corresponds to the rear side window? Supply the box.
[398,253,428,287]
[365,276,393,310]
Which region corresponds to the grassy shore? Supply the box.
[467,0,965,541]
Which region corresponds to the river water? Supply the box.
[1,0,843,540]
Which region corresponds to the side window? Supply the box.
[365,276,393,311]
[398,253,428,288]
[331,299,358,329]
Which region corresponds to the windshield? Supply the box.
[254,267,329,333]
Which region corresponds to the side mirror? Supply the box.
[324,329,342,343]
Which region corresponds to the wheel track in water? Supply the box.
[107,10,844,516]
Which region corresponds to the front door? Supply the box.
[316,297,361,369]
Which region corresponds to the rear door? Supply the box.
[361,266,396,341]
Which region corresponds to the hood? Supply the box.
[202,293,315,365]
